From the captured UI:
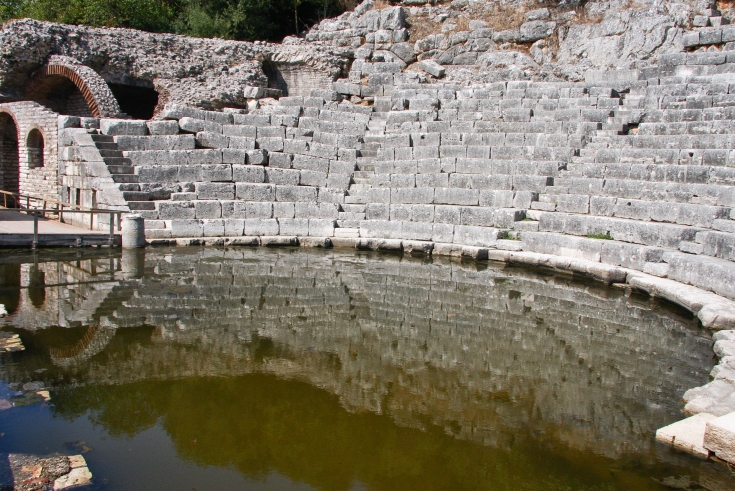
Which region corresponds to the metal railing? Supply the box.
[0,190,122,248]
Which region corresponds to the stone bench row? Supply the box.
[135,164,353,191]
[372,159,566,177]
[376,146,577,161]
[637,121,735,135]
[379,131,585,147]
[392,96,624,112]
[575,147,734,166]
[124,146,357,167]
[145,218,336,239]
[564,162,735,186]
[531,194,731,229]
[153,200,342,221]
[393,120,599,135]
[552,176,734,207]
[385,108,616,125]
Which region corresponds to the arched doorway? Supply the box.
[0,112,19,196]
[27,129,44,169]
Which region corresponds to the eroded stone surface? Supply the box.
[656,413,716,459]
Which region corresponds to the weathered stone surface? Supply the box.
[656,413,716,459]
[704,412,735,464]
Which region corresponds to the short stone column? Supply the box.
[121,214,146,248]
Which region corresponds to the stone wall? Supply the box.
[0,101,59,199]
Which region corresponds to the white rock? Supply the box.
[53,467,92,490]
[0,304,6,317]
[704,412,735,464]
[656,413,716,459]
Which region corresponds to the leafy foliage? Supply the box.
[0,0,349,41]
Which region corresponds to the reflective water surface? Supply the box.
[1,247,734,491]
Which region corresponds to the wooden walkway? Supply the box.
[0,209,120,247]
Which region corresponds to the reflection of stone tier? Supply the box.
[1,248,710,463]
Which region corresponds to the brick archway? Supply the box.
[26,56,122,118]
[0,111,20,195]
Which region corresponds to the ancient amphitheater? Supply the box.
[2,0,735,462]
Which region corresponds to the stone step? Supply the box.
[336,219,361,228]
[353,171,374,179]
[107,165,135,174]
[127,201,156,211]
[339,212,365,220]
[111,174,139,184]
[340,204,366,213]
[94,142,118,150]
[353,178,371,185]
[104,157,133,166]
[122,191,154,201]
[333,227,360,238]
[118,184,140,191]
[344,195,367,204]
[99,149,124,158]
[91,135,114,143]
[356,163,375,172]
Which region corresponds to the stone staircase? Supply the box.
[335,109,386,238]
[89,134,149,211]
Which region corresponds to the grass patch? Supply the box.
[498,230,521,241]
[587,233,613,240]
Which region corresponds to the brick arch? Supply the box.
[26,56,122,118]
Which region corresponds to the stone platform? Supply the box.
[0,210,120,248]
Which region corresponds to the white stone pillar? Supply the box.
[121,214,146,248]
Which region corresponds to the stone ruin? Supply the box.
[2,0,735,459]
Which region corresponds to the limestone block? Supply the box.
[256,137,284,152]
[228,137,256,149]
[309,219,336,237]
[100,119,148,136]
[433,223,455,243]
[147,121,180,135]
[159,201,195,220]
[655,413,716,459]
[179,117,221,134]
[222,124,256,137]
[495,209,525,228]
[684,380,735,416]
[276,185,317,202]
[196,182,234,199]
[273,202,295,218]
[244,202,273,219]
[53,466,93,490]
[244,219,279,236]
[222,149,247,164]
[195,201,222,219]
[202,219,225,237]
[246,149,269,165]
[460,206,494,226]
[403,240,434,255]
[403,221,433,241]
[232,165,265,183]
[236,183,275,201]
[269,153,294,169]
[266,168,301,185]
[170,219,204,237]
[279,218,310,236]
[454,225,499,247]
[419,60,445,78]
[201,164,232,181]
[704,412,735,464]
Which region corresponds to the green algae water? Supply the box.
[1,247,734,491]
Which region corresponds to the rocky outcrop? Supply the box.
[0,19,349,111]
